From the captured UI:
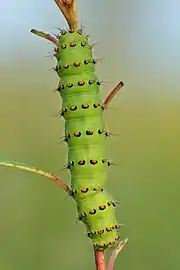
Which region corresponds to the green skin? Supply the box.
[56,29,119,250]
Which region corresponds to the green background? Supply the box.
[0,0,180,269]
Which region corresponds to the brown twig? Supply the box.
[107,239,128,270]
[30,29,58,44]
[0,161,70,192]
[54,0,78,29]
[103,81,124,108]
[94,250,106,270]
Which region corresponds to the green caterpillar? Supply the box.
[51,28,120,250]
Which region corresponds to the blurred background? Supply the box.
[0,0,180,269]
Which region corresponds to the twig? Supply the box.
[54,0,78,29]
[107,239,128,270]
[30,29,58,44]
[104,81,124,108]
[94,249,106,270]
[0,161,70,192]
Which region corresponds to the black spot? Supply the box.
[74,61,80,67]
[107,201,112,206]
[81,188,89,193]
[88,80,94,85]
[84,60,89,64]
[67,83,73,88]
[70,105,77,111]
[73,132,81,137]
[61,31,66,35]
[99,205,106,210]
[81,41,86,46]
[82,104,89,109]
[90,160,98,165]
[98,229,104,234]
[89,209,96,215]
[69,161,74,166]
[63,64,69,69]
[78,81,85,86]
[70,41,76,47]
[112,202,116,207]
[78,160,85,165]
[86,130,93,135]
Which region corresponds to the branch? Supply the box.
[30,29,58,44]
[0,161,70,192]
[94,249,106,270]
[54,0,78,29]
[103,81,124,108]
[107,239,128,270]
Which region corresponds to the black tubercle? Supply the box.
[90,160,98,165]
[69,105,77,111]
[93,103,100,108]
[99,205,106,210]
[73,132,81,137]
[86,130,93,135]
[67,83,73,88]
[78,160,86,165]
[81,188,89,193]
[81,41,86,46]
[63,64,69,69]
[70,41,76,47]
[82,104,89,109]
[89,209,96,215]
[78,80,85,86]
[88,80,94,85]
[74,61,80,67]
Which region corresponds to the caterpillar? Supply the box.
[53,28,121,250]
[31,4,123,251]
[1,0,127,265]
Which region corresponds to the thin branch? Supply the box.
[107,239,128,270]
[94,249,106,270]
[103,81,124,108]
[54,0,78,29]
[30,29,58,44]
[0,161,70,192]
